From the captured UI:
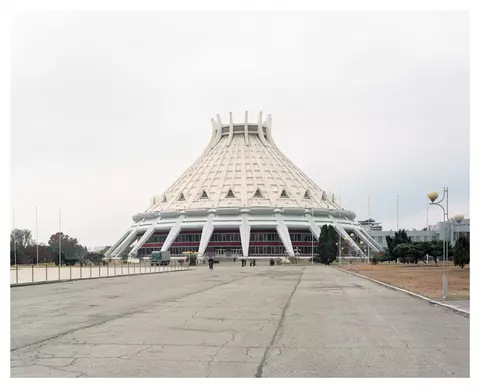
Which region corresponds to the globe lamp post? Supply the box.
[427,189,449,299]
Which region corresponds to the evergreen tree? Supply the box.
[316,225,338,265]
[393,243,409,263]
[425,240,442,266]
[453,236,469,268]
[425,240,452,266]
[406,243,423,264]
[385,229,410,261]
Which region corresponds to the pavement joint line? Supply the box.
[336,267,470,317]
[10,271,264,353]
[255,267,306,378]
[10,268,192,288]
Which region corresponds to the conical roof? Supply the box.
[146,112,340,212]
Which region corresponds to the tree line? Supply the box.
[314,226,470,268]
[376,229,470,268]
[10,229,109,265]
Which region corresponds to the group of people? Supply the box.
[209,257,256,270]
[240,258,255,267]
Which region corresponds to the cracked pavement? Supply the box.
[11,264,469,377]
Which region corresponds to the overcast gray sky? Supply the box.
[10,11,469,247]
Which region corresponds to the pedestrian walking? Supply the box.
[253,259,256,267]
[208,257,214,271]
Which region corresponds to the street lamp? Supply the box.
[337,237,348,266]
[350,232,362,261]
[366,241,370,264]
[453,214,464,244]
[427,188,449,299]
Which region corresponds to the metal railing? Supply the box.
[10,261,187,285]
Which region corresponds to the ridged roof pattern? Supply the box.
[147,112,340,212]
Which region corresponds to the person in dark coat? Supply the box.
[253,259,256,267]
[208,257,214,271]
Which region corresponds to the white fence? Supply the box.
[10,262,187,285]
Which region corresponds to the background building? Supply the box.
[358,218,383,231]
[368,218,470,249]
[435,218,470,244]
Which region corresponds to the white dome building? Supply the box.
[105,112,383,260]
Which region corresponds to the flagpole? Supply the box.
[367,196,370,263]
[36,206,39,266]
[396,194,399,231]
[426,196,429,230]
[426,196,429,264]
[59,207,62,267]
[13,208,17,266]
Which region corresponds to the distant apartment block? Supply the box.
[367,218,470,249]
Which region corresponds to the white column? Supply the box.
[244,111,250,146]
[227,112,234,147]
[198,212,215,257]
[239,211,251,257]
[128,225,158,256]
[161,214,186,252]
[257,111,267,146]
[354,228,382,252]
[305,210,320,239]
[212,117,222,147]
[111,229,139,257]
[104,230,131,257]
[328,215,365,258]
[265,114,276,147]
[274,210,294,257]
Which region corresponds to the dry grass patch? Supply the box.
[340,262,469,300]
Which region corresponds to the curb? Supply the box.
[336,267,470,317]
[10,268,191,288]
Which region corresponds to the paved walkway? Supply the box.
[11,264,469,377]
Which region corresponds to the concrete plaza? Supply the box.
[11,264,469,377]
